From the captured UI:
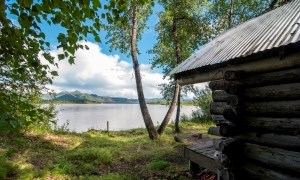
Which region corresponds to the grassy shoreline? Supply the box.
[0,122,212,179]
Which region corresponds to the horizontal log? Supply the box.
[241,116,300,133]
[241,162,298,180]
[224,70,245,80]
[207,127,220,136]
[244,83,300,100]
[210,102,231,115]
[243,67,300,87]
[243,143,300,173]
[209,80,243,95]
[219,122,237,137]
[209,79,228,90]
[213,138,240,153]
[226,95,240,107]
[211,115,226,125]
[177,51,300,86]
[236,132,300,150]
[223,108,239,122]
[212,90,228,102]
[224,81,244,95]
[243,100,300,117]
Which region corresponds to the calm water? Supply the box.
[55,104,197,132]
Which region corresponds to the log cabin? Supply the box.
[170,1,300,179]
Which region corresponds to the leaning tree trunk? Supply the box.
[157,81,180,134]
[175,87,181,133]
[172,9,183,133]
[131,6,159,139]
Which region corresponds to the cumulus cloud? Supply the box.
[47,41,168,98]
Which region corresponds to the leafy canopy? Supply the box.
[0,0,102,133]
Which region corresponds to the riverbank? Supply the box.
[0,122,213,179]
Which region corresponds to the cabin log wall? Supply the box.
[208,66,300,179]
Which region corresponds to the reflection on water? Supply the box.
[55,104,197,132]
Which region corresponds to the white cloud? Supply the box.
[47,41,168,98]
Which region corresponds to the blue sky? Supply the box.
[9,2,204,98]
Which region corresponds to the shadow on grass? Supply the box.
[0,123,205,179]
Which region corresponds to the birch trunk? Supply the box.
[131,6,158,139]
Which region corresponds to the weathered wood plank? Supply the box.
[243,143,300,173]
[212,90,229,102]
[240,116,300,132]
[243,100,300,117]
[244,83,300,100]
[177,52,300,85]
[241,162,299,180]
[236,132,300,149]
[184,141,222,174]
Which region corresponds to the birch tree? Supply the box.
[150,0,212,133]
[105,0,159,139]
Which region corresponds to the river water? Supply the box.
[55,104,197,132]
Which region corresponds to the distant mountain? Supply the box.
[43,91,147,104]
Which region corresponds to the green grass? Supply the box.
[0,121,211,179]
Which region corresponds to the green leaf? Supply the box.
[11,9,19,16]
[94,36,100,42]
[20,0,33,8]
[40,32,45,39]
[58,54,65,60]
[51,71,59,76]
[68,56,75,64]
[9,120,19,128]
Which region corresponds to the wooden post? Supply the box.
[107,121,109,133]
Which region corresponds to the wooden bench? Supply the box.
[184,140,223,176]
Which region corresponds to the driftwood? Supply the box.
[241,162,299,180]
[210,102,231,115]
[212,90,229,102]
[240,116,300,132]
[243,143,300,173]
[243,67,300,87]
[243,100,300,117]
[244,83,300,100]
[236,132,300,150]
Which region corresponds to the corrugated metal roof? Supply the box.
[171,0,300,75]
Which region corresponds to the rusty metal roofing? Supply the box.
[170,0,300,75]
